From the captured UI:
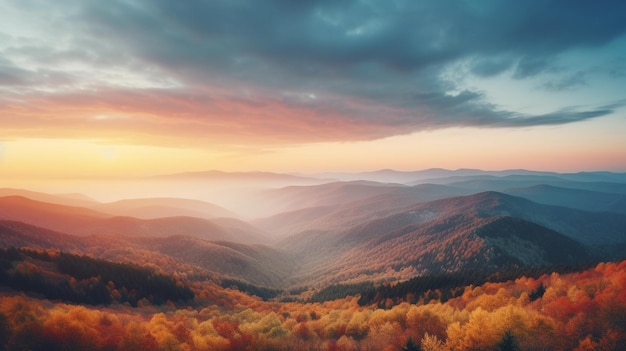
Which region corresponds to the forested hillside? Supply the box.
[1,174,626,350]
[0,247,193,306]
[1,260,624,350]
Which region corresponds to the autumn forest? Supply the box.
[4,0,626,349]
[1,170,626,350]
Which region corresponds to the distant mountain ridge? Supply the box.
[2,169,626,289]
[503,184,626,214]
[92,197,238,219]
[0,219,291,287]
[0,195,265,243]
[149,170,326,183]
[278,191,625,285]
[313,168,626,184]
[0,188,98,208]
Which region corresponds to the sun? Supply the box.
[100,147,117,161]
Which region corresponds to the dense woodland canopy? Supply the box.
[0,248,194,307]
[1,255,625,351]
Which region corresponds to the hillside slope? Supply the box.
[503,184,626,214]
[0,219,289,287]
[280,192,619,285]
[255,183,471,239]
[92,197,238,219]
[0,196,264,243]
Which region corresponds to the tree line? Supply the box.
[0,247,193,306]
[357,262,597,307]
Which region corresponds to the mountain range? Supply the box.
[1,169,626,290]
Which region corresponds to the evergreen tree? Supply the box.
[529,283,546,301]
[497,331,521,351]
[402,336,421,351]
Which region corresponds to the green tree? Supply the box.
[0,313,9,351]
[497,331,521,351]
[529,283,546,301]
[402,336,421,351]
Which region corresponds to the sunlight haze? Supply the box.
[1,0,625,183]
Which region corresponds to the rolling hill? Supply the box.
[278,191,625,285]
[150,170,327,184]
[136,236,297,287]
[502,184,626,214]
[254,182,471,238]
[91,197,238,219]
[0,219,289,287]
[424,175,626,195]
[299,215,597,286]
[258,181,404,215]
[0,195,111,234]
[0,220,87,250]
[0,195,264,243]
[0,188,98,207]
[2,170,626,351]
[2,180,626,290]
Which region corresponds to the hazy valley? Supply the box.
[1,169,626,350]
[5,1,626,349]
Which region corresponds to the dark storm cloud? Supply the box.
[0,57,76,90]
[470,57,515,78]
[77,0,625,71]
[0,67,28,86]
[508,109,615,126]
[513,57,552,79]
[542,72,588,92]
[395,90,616,129]
[0,58,32,86]
[4,0,626,142]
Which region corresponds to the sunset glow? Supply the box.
[1,1,625,186]
[2,3,626,350]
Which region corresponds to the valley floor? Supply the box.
[1,260,625,351]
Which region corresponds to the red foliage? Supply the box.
[1,260,625,351]
[213,319,239,339]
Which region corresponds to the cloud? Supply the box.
[470,57,514,78]
[73,0,625,74]
[0,58,33,86]
[1,86,617,148]
[541,71,588,91]
[513,57,552,79]
[1,0,626,145]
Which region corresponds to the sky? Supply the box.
[1,0,626,180]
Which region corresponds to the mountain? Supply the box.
[92,197,238,219]
[256,181,405,217]
[142,170,334,218]
[312,168,569,184]
[0,188,97,207]
[211,217,269,241]
[3,181,625,289]
[387,191,626,246]
[136,236,296,287]
[254,183,471,238]
[415,174,626,195]
[278,191,624,285]
[0,189,241,220]
[315,169,626,185]
[0,195,111,234]
[76,216,256,242]
[0,219,287,287]
[502,184,626,214]
[0,220,86,250]
[0,196,264,243]
[439,191,626,246]
[304,215,596,286]
[150,170,326,184]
